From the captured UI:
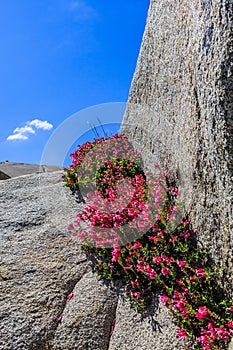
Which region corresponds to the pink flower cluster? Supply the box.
[160,288,233,349]
[64,134,233,350]
[172,290,189,319]
[67,135,173,247]
[196,322,233,349]
[111,245,121,262]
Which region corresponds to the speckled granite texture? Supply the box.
[122,0,233,299]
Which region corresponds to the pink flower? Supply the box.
[131,242,142,249]
[172,298,187,313]
[226,321,233,329]
[148,235,156,241]
[177,260,186,267]
[160,295,169,303]
[129,251,137,256]
[136,264,143,272]
[131,280,138,287]
[190,275,197,281]
[67,292,73,300]
[111,245,121,262]
[143,264,156,279]
[131,291,141,298]
[195,306,209,320]
[196,268,207,278]
[202,323,217,341]
[123,263,131,270]
[153,256,161,264]
[175,279,184,286]
[161,267,170,276]
[197,335,210,345]
[215,327,230,340]
[181,287,188,296]
[177,328,188,340]
[229,306,233,312]
[161,255,169,262]
[110,319,116,336]
[149,271,156,279]
[169,236,178,242]
[57,315,62,322]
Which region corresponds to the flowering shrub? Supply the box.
[63,134,233,350]
[63,134,142,195]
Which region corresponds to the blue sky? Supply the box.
[0,0,149,165]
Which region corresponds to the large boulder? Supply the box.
[0,171,182,349]
[0,171,89,350]
[122,0,233,295]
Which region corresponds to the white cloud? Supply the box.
[7,133,28,141]
[6,119,53,141]
[13,125,35,134]
[28,119,53,130]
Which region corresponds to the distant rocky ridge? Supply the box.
[0,161,62,180]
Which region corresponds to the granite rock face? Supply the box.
[52,272,118,350]
[1,171,182,350]
[122,0,233,296]
[108,298,182,350]
[0,171,89,350]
